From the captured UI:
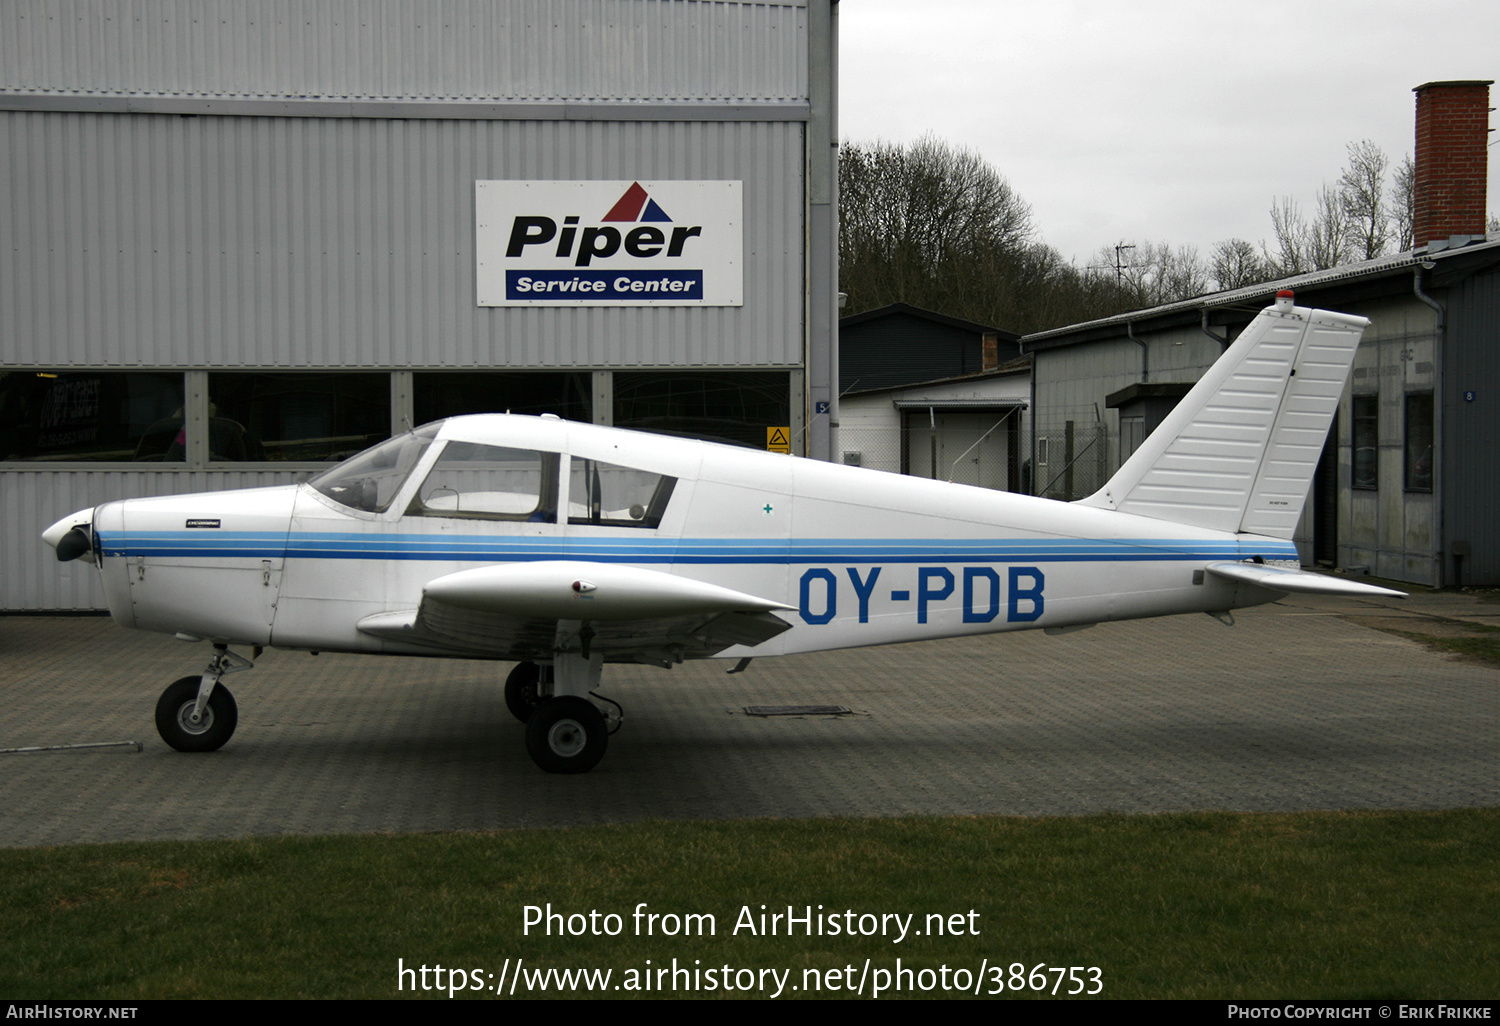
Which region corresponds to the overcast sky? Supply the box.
[838,0,1500,267]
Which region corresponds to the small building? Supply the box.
[836,304,1029,489]
[839,303,1018,395]
[839,366,1031,488]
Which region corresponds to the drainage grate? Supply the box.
[743,705,852,717]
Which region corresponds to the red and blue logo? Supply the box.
[601,181,673,223]
[503,182,704,301]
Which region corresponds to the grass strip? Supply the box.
[2,809,1496,1000]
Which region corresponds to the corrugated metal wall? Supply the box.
[1443,267,1500,584]
[2,0,809,103]
[1030,328,1223,472]
[4,469,302,610]
[1,0,822,611]
[0,111,804,368]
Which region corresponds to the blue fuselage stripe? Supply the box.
[97,531,1298,565]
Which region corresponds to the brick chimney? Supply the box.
[1412,80,1493,248]
[982,331,999,371]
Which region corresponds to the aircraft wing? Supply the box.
[1205,561,1407,599]
[356,561,793,664]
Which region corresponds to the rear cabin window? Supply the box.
[568,458,676,529]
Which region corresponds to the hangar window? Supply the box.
[414,372,592,425]
[568,458,675,529]
[614,371,789,449]
[0,371,185,462]
[1351,395,1378,490]
[1404,392,1433,493]
[411,443,560,522]
[207,373,390,462]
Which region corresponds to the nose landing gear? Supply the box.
[154,645,254,752]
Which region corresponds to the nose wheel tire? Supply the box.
[155,676,239,752]
[525,697,607,774]
[504,661,543,723]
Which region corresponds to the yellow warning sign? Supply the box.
[766,427,791,453]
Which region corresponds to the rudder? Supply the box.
[1077,292,1368,539]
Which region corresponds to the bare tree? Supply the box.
[1210,238,1272,291]
[1264,185,1352,275]
[1340,139,1390,259]
[1266,196,1310,276]
[1161,243,1211,302]
[1259,142,1413,275]
[1389,154,1416,251]
[1307,183,1353,269]
[1090,240,1211,307]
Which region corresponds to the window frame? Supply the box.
[1351,394,1378,491]
[406,442,563,524]
[0,369,188,465]
[566,456,677,530]
[1403,391,1434,494]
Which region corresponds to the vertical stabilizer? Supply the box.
[1077,293,1368,538]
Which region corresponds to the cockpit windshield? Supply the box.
[308,422,442,512]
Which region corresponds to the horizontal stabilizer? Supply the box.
[1205,561,1406,598]
[1079,294,1369,538]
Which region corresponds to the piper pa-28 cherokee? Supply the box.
[45,292,1404,773]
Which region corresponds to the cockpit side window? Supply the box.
[308,423,441,513]
[409,443,560,522]
[568,458,676,529]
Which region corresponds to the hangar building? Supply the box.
[1,0,840,611]
[1021,82,1498,588]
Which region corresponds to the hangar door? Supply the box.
[901,405,1024,492]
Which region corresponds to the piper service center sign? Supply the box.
[476,180,743,307]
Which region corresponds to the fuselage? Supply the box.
[71,414,1294,658]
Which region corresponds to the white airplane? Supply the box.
[45,291,1404,773]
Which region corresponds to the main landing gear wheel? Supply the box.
[504,661,543,723]
[155,675,239,752]
[525,697,608,774]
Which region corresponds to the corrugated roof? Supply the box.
[1021,235,1500,348]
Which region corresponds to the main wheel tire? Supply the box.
[154,675,238,752]
[504,661,543,723]
[524,697,608,774]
